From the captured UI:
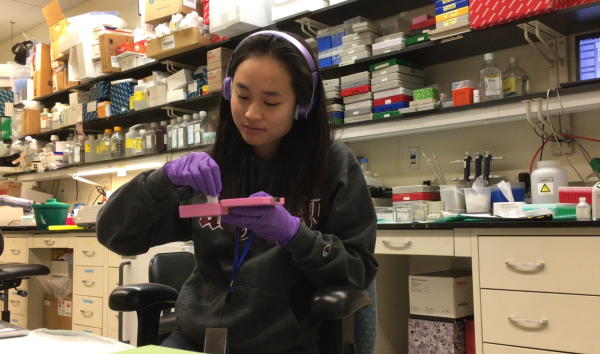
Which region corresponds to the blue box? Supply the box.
[491,187,526,204]
[83,101,98,122]
[328,111,344,119]
[90,82,111,101]
[187,78,207,99]
[192,66,208,81]
[374,102,409,113]
[436,0,469,15]
[0,90,14,117]
[110,80,136,115]
[319,57,333,68]
[318,36,332,51]
[332,54,342,65]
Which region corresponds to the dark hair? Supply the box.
[211,32,334,227]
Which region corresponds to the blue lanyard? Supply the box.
[227,228,256,302]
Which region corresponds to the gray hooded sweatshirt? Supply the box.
[97,141,378,353]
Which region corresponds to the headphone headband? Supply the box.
[222,31,319,120]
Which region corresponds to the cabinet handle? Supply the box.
[80,310,94,315]
[10,249,20,254]
[508,316,548,324]
[44,239,55,245]
[81,280,95,285]
[81,250,95,256]
[506,262,545,267]
[9,300,19,304]
[382,240,412,245]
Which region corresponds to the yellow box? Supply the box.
[97,102,111,118]
[436,6,469,22]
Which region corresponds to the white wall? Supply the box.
[0,0,141,63]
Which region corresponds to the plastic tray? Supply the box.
[343,92,373,104]
[372,64,426,78]
[374,110,401,119]
[341,85,371,97]
[179,197,285,218]
[374,101,409,113]
[374,94,413,106]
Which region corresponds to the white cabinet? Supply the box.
[375,230,454,256]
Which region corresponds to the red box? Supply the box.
[374,94,413,107]
[412,14,434,25]
[465,320,475,354]
[470,0,569,30]
[116,42,147,56]
[409,18,436,31]
[202,0,210,24]
[558,187,593,204]
[453,87,476,107]
[341,85,371,97]
[392,192,440,202]
[569,0,600,6]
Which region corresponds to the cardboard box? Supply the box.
[117,42,147,56]
[409,270,473,319]
[207,68,225,84]
[207,61,228,72]
[69,92,90,106]
[49,18,69,42]
[42,0,65,27]
[83,101,98,122]
[207,47,233,63]
[0,206,23,226]
[98,33,134,74]
[90,82,111,101]
[408,318,465,354]
[51,39,68,62]
[118,55,144,71]
[167,69,194,91]
[208,81,223,93]
[0,181,22,197]
[43,295,72,330]
[470,0,568,30]
[145,0,201,26]
[110,80,136,115]
[0,91,14,117]
[59,28,93,55]
[147,27,213,60]
[52,71,67,92]
[148,85,168,107]
[97,101,111,118]
[22,109,41,136]
[33,43,52,76]
[167,88,187,102]
[91,42,100,62]
[93,27,133,41]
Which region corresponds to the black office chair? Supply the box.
[0,229,50,323]
[110,251,375,353]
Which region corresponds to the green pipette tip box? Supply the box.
[406,33,430,47]
[374,110,401,119]
[329,118,344,125]
[414,87,440,101]
[369,58,424,72]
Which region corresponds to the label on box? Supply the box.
[44,300,51,306]
[444,18,458,26]
[484,75,501,96]
[183,0,197,7]
[443,0,453,3]
[162,35,176,51]
[59,300,72,317]
[385,99,392,104]
[86,102,96,112]
[111,56,120,68]
[188,81,198,93]
[443,3,457,11]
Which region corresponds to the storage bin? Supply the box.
[452,87,475,106]
[558,186,593,204]
[32,198,71,230]
[491,182,526,203]
[463,187,492,213]
[439,185,466,213]
[272,0,330,22]
[211,0,276,37]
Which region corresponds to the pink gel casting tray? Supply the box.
[179,197,285,218]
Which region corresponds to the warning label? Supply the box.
[537,177,554,196]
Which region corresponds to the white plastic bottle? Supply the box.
[46,113,53,131]
[577,197,591,221]
[473,90,480,103]
[530,160,569,204]
[40,108,49,132]
[179,115,190,149]
[171,117,182,150]
[593,182,600,221]
[187,115,195,147]
[101,129,113,160]
[134,80,148,111]
[136,129,147,156]
[85,135,95,163]
[63,144,72,165]
[125,127,137,157]
[51,103,62,130]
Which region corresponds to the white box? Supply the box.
[167,88,188,103]
[372,37,405,51]
[69,42,98,81]
[167,69,194,91]
[137,56,155,67]
[91,42,100,62]
[67,104,84,124]
[51,261,73,277]
[272,0,330,22]
[118,55,143,72]
[20,188,52,204]
[373,87,414,99]
[344,100,373,110]
[493,202,527,217]
[94,61,107,77]
[59,28,93,55]
[211,1,276,37]
[409,270,474,319]
[148,85,167,107]
[69,92,90,106]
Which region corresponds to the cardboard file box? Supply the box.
[207,47,233,63]
[99,33,134,74]
[408,318,465,354]
[22,109,41,136]
[147,27,213,60]
[145,0,201,26]
[409,270,474,319]
[83,102,98,122]
[111,80,136,115]
[90,82,111,101]
[0,181,23,197]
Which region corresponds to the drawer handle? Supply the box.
[506,262,545,267]
[81,280,95,285]
[382,240,412,245]
[9,300,19,304]
[82,250,96,256]
[10,249,20,254]
[508,316,548,325]
[80,310,94,316]
[44,239,55,245]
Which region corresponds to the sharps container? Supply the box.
[463,187,493,213]
[32,198,71,230]
[439,185,466,213]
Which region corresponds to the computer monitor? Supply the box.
[577,31,600,81]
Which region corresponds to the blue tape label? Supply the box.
[83,299,93,304]
[84,269,94,273]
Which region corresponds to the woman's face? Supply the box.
[230,56,297,161]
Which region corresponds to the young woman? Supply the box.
[97,31,378,354]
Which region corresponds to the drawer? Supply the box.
[32,235,69,248]
[73,324,103,335]
[74,266,104,297]
[10,314,27,329]
[375,230,454,256]
[73,295,103,329]
[8,290,26,316]
[75,237,105,267]
[107,302,119,331]
[481,289,600,353]
[4,237,27,263]
[108,267,120,295]
[107,329,118,340]
[483,343,568,354]
[480,236,600,295]
[108,251,122,268]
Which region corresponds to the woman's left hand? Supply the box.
[220,191,301,245]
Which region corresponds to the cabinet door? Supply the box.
[73,295,103,329]
[75,237,105,267]
[4,237,27,263]
[8,290,27,316]
[73,266,104,297]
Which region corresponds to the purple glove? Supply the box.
[221,191,301,246]
[164,152,222,197]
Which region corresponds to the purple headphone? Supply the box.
[222,30,319,120]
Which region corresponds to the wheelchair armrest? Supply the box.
[109,283,179,312]
[310,285,373,320]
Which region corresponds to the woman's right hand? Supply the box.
[163,152,222,197]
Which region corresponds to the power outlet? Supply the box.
[551,141,574,156]
[407,147,420,170]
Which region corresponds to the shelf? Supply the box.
[337,83,600,142]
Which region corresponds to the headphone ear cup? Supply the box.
[223,77,232,101]
[296,105,308,120]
